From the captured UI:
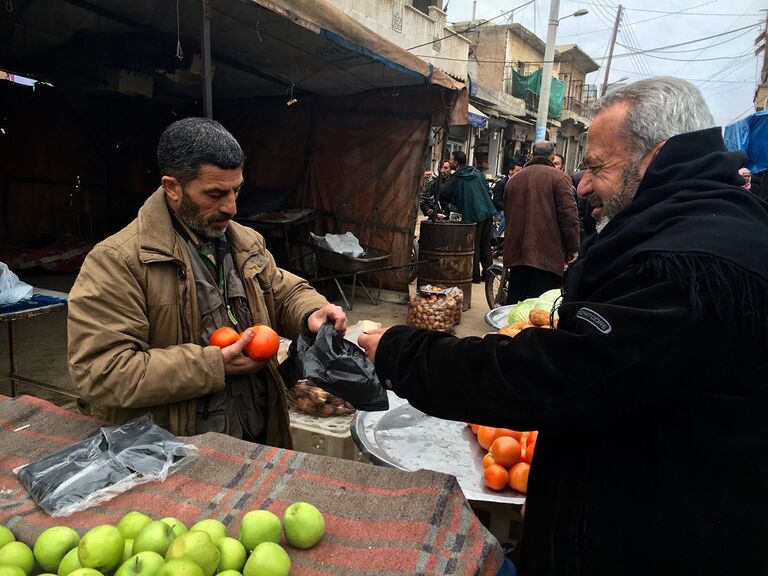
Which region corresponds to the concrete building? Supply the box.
[331,0,472,172]
[457,22,599,173]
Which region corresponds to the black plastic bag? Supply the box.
[283,323,389,411]
[15,415,198,516]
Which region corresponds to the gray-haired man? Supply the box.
[360,78,768,574]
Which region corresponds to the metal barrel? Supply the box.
[417,221,475,310]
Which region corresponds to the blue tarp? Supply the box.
[723,110,768,174]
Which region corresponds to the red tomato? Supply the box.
[244,325,280,361]
[524,441,536,464]
[509,462,530,494]
[209,326,240,348]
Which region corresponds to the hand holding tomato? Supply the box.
[217,329,266,375]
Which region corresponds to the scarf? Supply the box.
[565,128,768,336]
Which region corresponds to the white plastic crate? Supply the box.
[469,500,524,548]
[289,409,368,462]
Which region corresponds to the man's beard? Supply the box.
[176,189,230,238]
[595,160,643,232]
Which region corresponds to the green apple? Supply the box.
[159,519,187,539]
[133,521,175,557]
[0,541,34,575]
[77,525,124,574]
[242,542,290,576]
[57,547,82,576]
[67,570,103,576]
[122,540,134,564]
[216,537,246,573]
[33,526,80,572]
[283,501,325,549]
[0,566,26,576]
[117,512,153,540]
[114,551,165,576]
[164,531,219,576]
[188,520,226,545]
[38,574,58,576]
[217,572,242,576]
[238,510,281,552]
[155,559,203,576]
[0,526,15,548]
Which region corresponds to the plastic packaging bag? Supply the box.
[288,379,356,417]
[281,323,389,411]
[309,231,364,257]
[407,287,457,332]
[0,261,33,305]
[14,414,198,517]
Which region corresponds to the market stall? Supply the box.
[0,394,505,575]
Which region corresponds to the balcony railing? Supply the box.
[563,96,593,120]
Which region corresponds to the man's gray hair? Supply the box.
[532,140,556,158]
[157,117,244,184]
[594,77,714,161]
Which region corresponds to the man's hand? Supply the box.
[220,329,269,375]
[566,252,579,265]
[357,328,389,363]
[308,304,348,336]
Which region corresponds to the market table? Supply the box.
[0,394,505,575]
[0,289,75,400]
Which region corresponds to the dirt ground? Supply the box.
[1,270,496,404]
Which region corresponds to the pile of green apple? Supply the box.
[0,501,325,576]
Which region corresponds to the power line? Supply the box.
[407,0,535,51]
[616,23,759,55]
[616,27,755,54]
[726,101,757,125]
[672,0,761,75]
[623,8,761,16]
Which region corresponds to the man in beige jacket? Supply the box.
[68,118,345,447]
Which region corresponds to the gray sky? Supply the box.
[444,0,766,127]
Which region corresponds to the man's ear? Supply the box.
[161,176,181,202]
[639,140,667,176]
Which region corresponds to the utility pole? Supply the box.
[535,0,560,142]
[601,4,623,97]
[201,0,213,118]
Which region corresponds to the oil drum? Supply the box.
[417,221,475,310]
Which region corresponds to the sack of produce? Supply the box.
[407,286,457,332]
[288,379,356,417]
[280,323,389,411]
[445,286,464,325]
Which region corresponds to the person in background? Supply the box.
[502,141,579,304]
[420,159,452,218]
[68,117,346,447]
[552,153,566,172]
[490,163,524,252]
[739,167,752,190]
[440,150,497,283]
[358,76,768,576]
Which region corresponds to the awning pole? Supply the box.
[201,0,213,118]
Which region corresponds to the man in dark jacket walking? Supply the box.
[441,150,497,282]
[503,141,579,304]
[359,77,768,576]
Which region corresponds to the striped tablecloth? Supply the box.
[0,395,504,575]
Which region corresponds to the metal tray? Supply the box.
[351,392,525,505]
[484,305,516,329]
[312,245,390,273]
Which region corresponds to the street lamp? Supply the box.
[535,3,588,142]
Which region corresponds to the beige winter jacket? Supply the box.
[67,188,329,446]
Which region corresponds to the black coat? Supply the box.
[374,129,768,575]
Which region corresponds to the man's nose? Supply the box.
[577,173,592,198]
[221,190,237,217]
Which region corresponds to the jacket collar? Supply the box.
[138,187,181,263]
[525,156,555,168]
